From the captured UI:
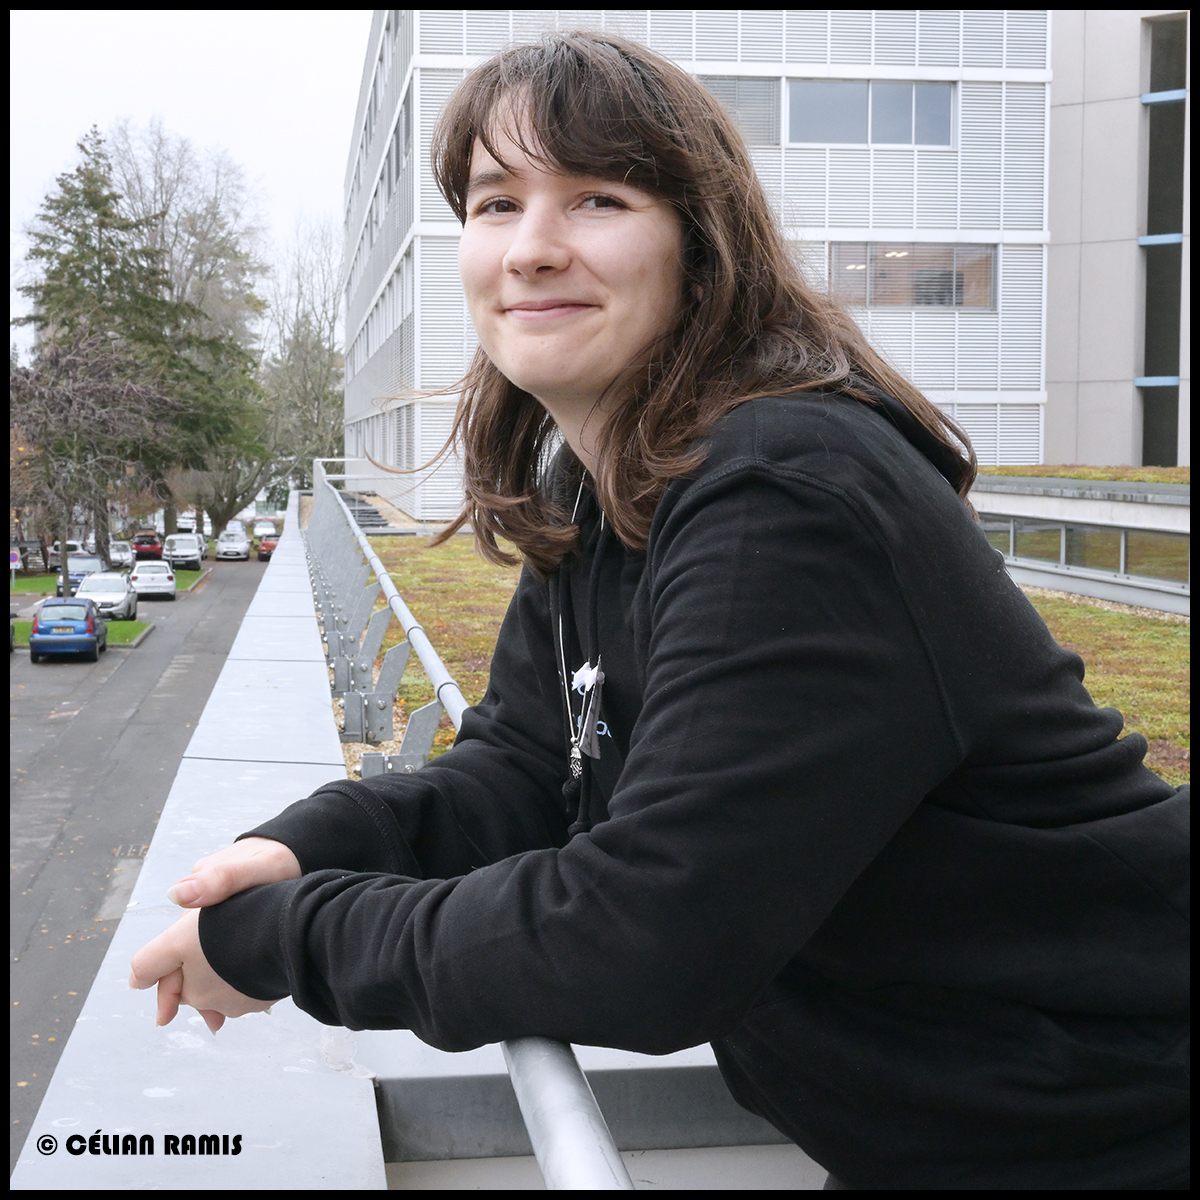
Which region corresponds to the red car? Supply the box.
[132,532,162,560]
[257,531,280,561]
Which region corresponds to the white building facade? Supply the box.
[343,10,1055,519]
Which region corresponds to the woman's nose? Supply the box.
[502,204,571,276]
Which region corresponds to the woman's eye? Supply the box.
[478,197,518,215]
[581,194,623,210]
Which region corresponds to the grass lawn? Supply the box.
[12,619,151,646]
[353,535,1189,788]
[11,567,207,596]
[978,464,1189,485]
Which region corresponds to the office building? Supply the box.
[342,10,1188,520]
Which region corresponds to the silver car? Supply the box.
[129,560,177,600]
[75,572,139,620]
[215,530,251,560]
[108,540,134,570]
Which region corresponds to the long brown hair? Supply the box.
[431,30,976,574]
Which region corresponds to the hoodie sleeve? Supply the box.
[200,461,963,1046]
[220,562,573,881]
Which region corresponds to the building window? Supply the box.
[830,243,994,308]
[699,77,781,146]
[789,80,952,146]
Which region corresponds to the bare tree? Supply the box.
[260,217,345,492]
[107,118,269,530]
[10,333,179,588]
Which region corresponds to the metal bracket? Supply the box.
[360,698,444,775]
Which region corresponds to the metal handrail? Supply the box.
[309,461,634,1190]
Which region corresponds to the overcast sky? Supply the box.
[9,9,374,361]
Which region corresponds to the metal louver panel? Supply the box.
[948,404,999,464]
[873,10,916,66]
[695,9,737,60]
[787,11,829,63]
[963,9,1005,68]
[999,245,1044,390]
[911,316,957,390]
[828,150,871,226]
[871,150,914,228]
[915,150,957,228]
[784,149,827,227]
[830,10,872,64]
[863,310,915,378]
[750,147,784,219]
[602,11,648,40]
[647,10,694,59]
[418,237,470,389]
[956,316,1000,389]
[419,71,464,223]
[1002,83,1047,230]
[466,11,511,55]
[917,9,960,67]
[740,9,783,62]
[1005,10,1049,69]
[997,404,1043,463]
[959,82,1002,228]
[418,10,463,55]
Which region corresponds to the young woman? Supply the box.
[131,33,1188,1190]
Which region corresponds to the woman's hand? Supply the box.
[128,909,275,1033]
[165,836,301,908]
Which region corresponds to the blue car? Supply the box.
[55,553,108,596]
[29,597,108,663]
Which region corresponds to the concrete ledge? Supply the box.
[971,483,1189,533]
[11,492,386,1190]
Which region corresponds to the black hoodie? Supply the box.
[200,393,1189,1189]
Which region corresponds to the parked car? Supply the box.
[29,597,108,662]
[47,539,85,569]
[55,553,108,597]
[108,540,134,570]
[129,560,176,600]
[132,532,163,559]
[257,530,280,561]
[215,530,251,560]
[163,533,204,571]
[252,519,278,539]
[75,572,139,621]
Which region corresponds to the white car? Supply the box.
[108,540,134,570]
[75,572,139,620]
[129,560,177,600]
[252,519,278,539]
[163,533,204,571]
[215,530,250,560]
[47,539,85,569]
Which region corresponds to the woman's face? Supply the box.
[458,120,685,453]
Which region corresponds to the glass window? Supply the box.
[829,243,994,308]
[1013,519,1063,563]
[1125,530,1190,583]
[980,517,1013,556]
[829,243,868,304]
[789,80,951,145]
[914,83,953,145]
[789,80,868,144]
[45,606,88,621]
[871,82,913,144]
[1065,525,1121,573]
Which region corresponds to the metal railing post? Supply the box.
[304,461,635,1189]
